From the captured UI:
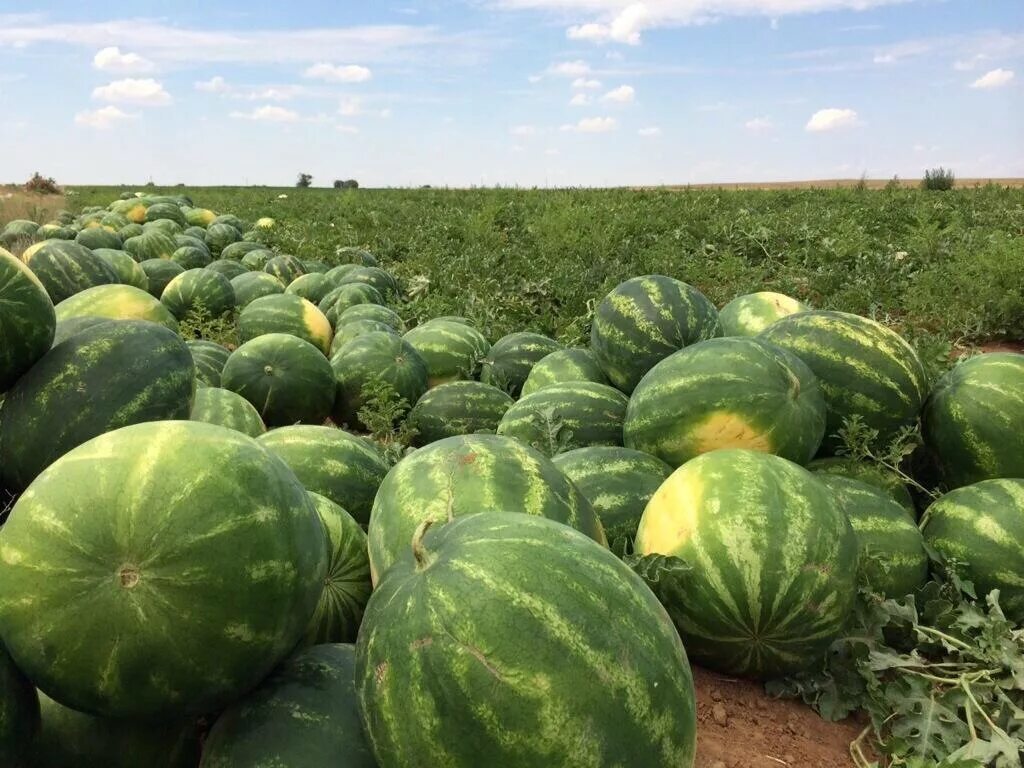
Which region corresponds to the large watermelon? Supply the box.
[264,255,305,285]
[54,284,179,332]
[160,268,235,320]
[624,337,826,468]
[807,456,915,515]
[207,259,249,280]
[205,223,242,256]
[190,386,267,437]
[286,273,332,304]
[93,248,150,289]
[402,319,490,387]
[357,513,696,768]
[480,332,562,396]
[719,291,809,337]
[145,202,186,227]
[239,294,333,355]
[0,320,195,491]
[590,275,722,394]
[0,643,39,766]
[231,271,285,308]
[0,421,328,718]
[140,259,185,298]
[329,320,398,357]
[171,246,211,270]
[521,347,608,397]
[367,433,605,582]
[335,266,398,301]
[185,207,216,228]
[633,449,858,678]
[51,316,110,347]
[922,353,1024,489]
[23,240,119,303]
[407,381,514,446]
[123,230,177,262]
[336,303,406,333]
[240,249,276,271]
[75,227,121,251]
[187,339,231,388]
[221,242,266,262]
[0,247,55,392]
[320,283,384,326]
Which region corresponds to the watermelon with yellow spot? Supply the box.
[719,292,810,337]
[0,246,55,392]
[239,294,333,356]
[55,284,179,332]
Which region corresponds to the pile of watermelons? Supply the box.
[0,194,1022,767]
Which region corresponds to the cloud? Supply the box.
[230,105,300,122]
[92,78,171,106]
[745,116,773,132]
[601,84,635,104]
[303,63,373,83]
[572,77,602,89]
[805,107,859,132]
[195,75,229,94]
[510,125,537,136]
[547,60,590,77]
[566,3,649,45]
[339,97,363,116]
[561,116,617,133]
[971,68,1014,90]
[92,46,153,73]
[638,126,661,137]
[74,105,136,129]
[337,124,360,134]
[954,54,990,71]
[569,93,591,106]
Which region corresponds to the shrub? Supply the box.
[23,172,60,195]
[296,173,313,188]
[922,167,955,191]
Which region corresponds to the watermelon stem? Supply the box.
[411,519,436,570]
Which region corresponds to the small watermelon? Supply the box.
[160,268,235,320]
[93,248,149,289]
[240,249,276,271]
[54,284,179,332]
[402,319,490,387]
[719,291,809,336]
[329,319,397,357]
[140,259,185,298]
[336,246,378,267]
[0,247,55,392]
[74,227,121,250]
[264,255,305,284]
[407,381,514,446]
[336,303,406,333]
[286,273,333,303]
[170,246,211,270]
[336,266,398,301]
[206,259,249,280]
[145,202,186,227]
[480,332,562,396]
[187,339,231,388]
[521,347,608,396]
[185,208,216,228]
[320,283,384,326]
[324,264,359,285]
[223,242,268,261]
[238,294,333,356]
[123,231,177,262]
[231,271,284,308]
[205,223,242,256]
[190,386,267,437]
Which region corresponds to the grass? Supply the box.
[0,187,67,226]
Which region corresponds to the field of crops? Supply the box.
[0,185,1022,768]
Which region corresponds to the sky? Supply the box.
[0,1,1021,187]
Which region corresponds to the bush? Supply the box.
[296,173,313,188]
[922,167,955,191]
[23,172,60,195]
[334,179,359,190]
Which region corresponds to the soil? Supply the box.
[692,666,864,768]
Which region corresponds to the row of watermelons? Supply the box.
[0,193,1021,767]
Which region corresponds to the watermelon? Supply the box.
[123,231,177,262]
[185,208,216,228]
[320,283,384,326]
[553,446,672,556]
[521,347,608,397]
[222,333,336,427]
[238,294,333,356]
[160,268,235,320]
[0,320,195,491]
[303,495,372,645]
[760,311,929,451]
[27,226,73,244]
[240,250,276,271]
[633,449,858,678]
[407,381,514,446]
[286,272,332,303]
[257,425,389,525]
[222,241,266,261]
[231,271,284,308]
[51,316,109,347]
[184,225,210,240]
[2,219,38,238]
[255,216,276,230]
[336,246,378,267]
[367,433,605,582]
[264,255,305,284]
[331,331,429,430]
[200,644,374,768]
[144,222,183,239]
[719,291,809,336]
[0,421,328,718]
[175,234,211,255]
[591,275,722,394]
[205,223,241,256]
[145,202,186,227]
[0,247,55,392]
[54,284,178,332]
[140,259,185,298]
[336,266,398,300]
[109,199,147,223]
[922,353,1024,489]
[807,456,916,515]
[118,222,144,239]
[498,382,629,456]
[922,479,1024,622]
[818,475,927,597]
[624,337,827,468]
[480,332,562,396]
[302,260,331,274]
[337,303,406,333]
[191,386,267,437]
[170,246,211,270]
[329,319,397,357]
[187,339,232,388]
[23,240,119,303]
[206,259,249,280]
[357,513,696,768]
[93,248,149,289]
[213,214,246,231]
[0,644,39,766]
[74,227,121,250]
[324,264,359,285]
[402,320,490,387]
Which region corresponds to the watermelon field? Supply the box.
[0,184,1022,768]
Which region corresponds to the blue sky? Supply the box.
[0,1,1020,186]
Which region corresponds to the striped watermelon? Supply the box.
[634,449,858,678]
[922,479,1024,622]
[123,231,176,262]
[145,202,186,227]
[336,266,398,301]
[407,381,514,446]
[922,353,1024,489]
[0,320,195,491]
[624,337,826,468]
[23,240,119,303]
[357,513,696,768]
[205,223,241,256]
[336,246,378,267]
[0,421,328,718]
[239,294,333,356]
[190,387,267,437]
[220,242,264,261]
[264,255,305,285]
[140,259,185,298]
[160,268,235,320]
[521,347,608,396]
[201,644,374,768]
[206,259,249,280]
[0,643,38,766]
[760,311,929,451]
[230,271,284,308]
[187,340,231,388]
[171,246,211,270]
[336,303,406,333]
[257,425,389,525]
[55,284,179,332]
[480,332,563,396]
[329,319,397,357]
[52,316,109,347]
[591,275,722,394]
[553,446,672,557]
[807,457,915,515]
[75,227,121,250]
[0,247,55,392]
[367,434,605,582]
[185,207,216,228]
[497,381,629,456]
[320,284,384,327]
[324,264,359,285]
[240,250,276,271]
[402,319,490,387]
[222,334,336,427]
[144,220,183,238]
[93,248,150,289]
[719,292,809,337]
[286,273,333,304]
[302,260,330,274]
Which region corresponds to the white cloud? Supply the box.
[805,107,859,132]
[195,75,229,94]
[337,124,360,134]
[92,78,171,106]
[561,116,617,133]
[601,84,635,104]
[547,60,590,77]
[92,46,153,73]
[569,93,591,106]
[74,105,136,129]
[745,116,773,132]
[572,77,602,89]
[970,68,1014,90]
[638,126,661,137]
[528,74,544,83]
[339,97,363,116]
[510,125,537,136]
[303,63,372,83]
[873,53,895,64]
[566,3,649,45]
[954,54,990,71]
[230,105,300,122]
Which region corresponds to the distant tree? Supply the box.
[922,167,955,191]
[23,172,60,194]
[297,173,313,188]
[334,179,359,189]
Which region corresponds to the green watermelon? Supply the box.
[264,255,305,285]
[222,242,266,262]
[319,284,384,326]
[2,220,39,238]
[818,475,927,597]
[144,222,183,240]
[357,512,696,768]
[51,316,110,347]
[0,320,195,491]
[200,644,374,768]
[222,334,336,427]
[257,425,389,525]
[140,259,185,298]
[123,231,177,262]
[74,227,121,250]
[0,644,39,766]
[922,479,1024,622]
[922,353,1024,489]
[31,225,75,242]
[0,421,327,718]
[145,202,186,227]
[184,225,212,240]
[170,246,211,270]
[160,268,235,320]
[329,319,397,357]
[498,382,629,456]
[231,271,285,308]
[624,337,827,468]
[336,266,398,301]
[719,292,810,337]
[23,240,119,303]
[191,386,267,437]
[407,381,514,447]
[807,456,915,515]
[286,273,332,303]
[591,275,722,394]
[336,246,378,267]
[118,222,144,239]
[521,347,608,396]
[367,433,605,582]
[109,198,148,223]
[205,223,241,256]
[634,449,858,678]
[54,284,178,332]
[238,294,333,356]
[480,332,563,396]
[187,339,232,388]
[402,320,490,387]
[760,311,929,451]
[553,446,672,557]
[303,495,372,645]
[207,259,250,280]
[93,248,149,289]
[330,331,429,430]
[184,207,216,228]
[212,214,246,231]
[302,260,330,274]
[336,303,406,333]
[240,250,276,271]
[324,264,359,286]
[0,248,55,392]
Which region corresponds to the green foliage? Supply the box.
[296,173,313,189]
[836,415,938,500]
[355,378,418,465]
[923,168,956,192]
[24,172,61,195]
[177,305,239,349]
